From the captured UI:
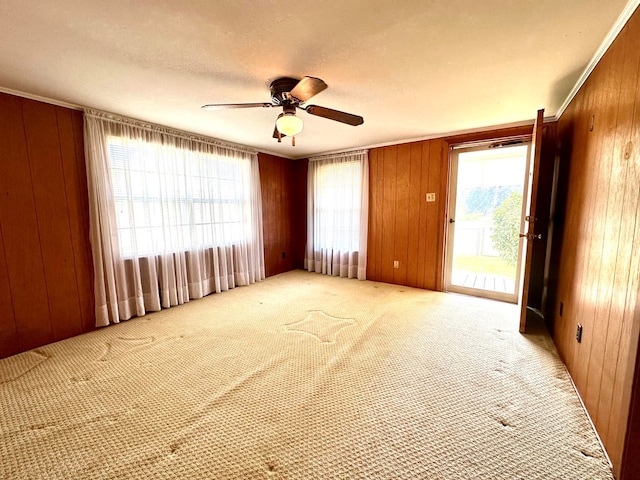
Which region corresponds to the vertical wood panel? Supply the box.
[555,87,589,369]
[620,325,640,480]
[381,146,397,283]
[424,140,442,290]
[415,141,431,289]
[609,210,640,473]
[61,109,95,334]
[367,149,379,279]
[276,157,284,267]
[270,155,278,273]
[259,154,274,276]
[56,107,94,336]
[283,157,294,272]
[557,78,595,376]
[374,149,385,280]
[0,93,53,352]
[405,142,423,287]
[291,159,307,269]
[71,110,94,332]
[393,143,411,284]
[72,111,91,237]
[0,224,18,358]
[22,99,83,342]
[263,155,273,269]
[436,140,449,292]
[258,153,300,278]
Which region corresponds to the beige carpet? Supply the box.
[0,270,613,479]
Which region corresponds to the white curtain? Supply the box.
[304,150,369,279]
[84,110,265,327]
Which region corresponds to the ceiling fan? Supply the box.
[201,76,364,146]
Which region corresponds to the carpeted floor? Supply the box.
[0,270,613,479]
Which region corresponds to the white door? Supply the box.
[445,140,532,303]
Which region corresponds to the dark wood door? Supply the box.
[519,109,544,333]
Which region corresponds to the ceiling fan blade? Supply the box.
[201,102,273,110]
[304,105,364,126]
[289,77,328,102]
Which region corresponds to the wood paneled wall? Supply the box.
[366,125,542,292]
[553,9,640,478]
[367,140,447,289]
[291,159,308,268]
[258,153,307,277]
[0,93,94,359]
[0,100,306,359]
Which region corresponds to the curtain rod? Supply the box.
[449,134,532,151]
[84,109,258,155]
[309,149,369,162]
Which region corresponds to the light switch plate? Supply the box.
[426,193,436,202]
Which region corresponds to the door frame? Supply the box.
[444,136,532,303]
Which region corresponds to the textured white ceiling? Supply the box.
[0,1,634,158]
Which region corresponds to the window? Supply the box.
[84,110,264,326]
[313,160,362,251]
[305,150,369,280]
[108,136,253,257]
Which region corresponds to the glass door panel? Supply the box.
[445,142,530,303]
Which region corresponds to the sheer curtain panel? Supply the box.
[84,110,265,327]
[304,150,369,279]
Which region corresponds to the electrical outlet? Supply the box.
[426,193,436,202]
[393,260,399,269]
[281,251,286,259]
[576,324,583,343]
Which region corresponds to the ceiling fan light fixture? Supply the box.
[276,112,303,136]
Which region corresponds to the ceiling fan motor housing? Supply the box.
[270,77,300,105]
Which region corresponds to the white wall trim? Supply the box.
[555,0,640,121]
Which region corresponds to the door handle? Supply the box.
[519,233,542,240]
[449,218,455,223]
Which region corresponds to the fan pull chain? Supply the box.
[292,136,295,147]
[277,131,282,143]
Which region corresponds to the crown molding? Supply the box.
[0,86,82,110]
